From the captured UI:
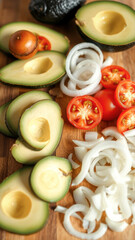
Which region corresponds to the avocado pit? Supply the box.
[93,11,127,35]
[24,57,53,74]
[1,191,32,219]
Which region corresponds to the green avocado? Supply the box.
[30,156,72,202]
[0,21,69,54]
[0,167,49,234]
[6,90,52,136]
[29,0,86,24]
[75,1,135,52]
[11,100,64,164]
[0,51,66,87]
[0,102,14,137]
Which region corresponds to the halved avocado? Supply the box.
[0,21,69,54]
[11,100,64,164]
[0,167,49,234]
[30,156,72,202]
[75,1,135,51]
[6,90,52,136]
[0,102,14,137]
[0,51,66,87]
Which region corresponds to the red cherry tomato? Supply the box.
[115,80,135,109]
[101,65,130,89]
[117,107,135,133]
[94,89,121,121]
[38,35,51,51]
[66,96,103,130]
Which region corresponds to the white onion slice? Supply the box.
[68,153,80,169]
[85,131,98,141]
[63,204,107,240]
[106,217,128,232]
[101,56,113,69]
[74,147,87,162]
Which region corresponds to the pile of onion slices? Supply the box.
[60,42,113,97]
[55,127,135,239]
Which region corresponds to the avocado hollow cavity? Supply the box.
[93,11,127,35]
[28,117,50,144]
[24,57,53,74]
[1,191,32,219]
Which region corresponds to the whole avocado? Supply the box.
[29,0,86,24]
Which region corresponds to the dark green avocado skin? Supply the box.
[77,26,135,52]
[29,0,86,24]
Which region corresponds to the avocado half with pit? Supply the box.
[0,51,66,87]
[0,21,69,54]
[75,1,135,52]
[30,156,72,202]
[0,167,49,234]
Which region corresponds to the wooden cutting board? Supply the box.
[0,0,135,239]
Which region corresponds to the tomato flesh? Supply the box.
[66,96,103,130]
[94,89,121,121]
[38,35,51,51]
[101,65,130,89]
[115,80,135,109]
[117,107,135,133]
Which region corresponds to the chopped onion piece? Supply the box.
[101,56,113,69]
[106,217,128,232]
[74,147,87,162]
[68,153,80,169]
[85,131,98,141]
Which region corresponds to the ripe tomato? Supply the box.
[115,80,135,109]
[38,35,51,51]
[117,107,135,133]
[94,89,121,121]
[101,65,130,89]
[66,96,103,130]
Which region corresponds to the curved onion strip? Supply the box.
[74,147,87,162]
[55,206,82,221]
[85,131,98,141]
[102,126,125,140]
[67,80,76,90]
[68,153,80,169]
[101,56,113,69]
[70,49,101,72]
[106,217,128,232]
[63,204,107,240]
[60,74,102,97]
[73,137,104,148]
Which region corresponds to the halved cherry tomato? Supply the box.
[117,107,135,133]
[94,89,121,121]
[38,35,51,51]
[115,80,135,109]
[101,65,130,89]
[66,96,103,130]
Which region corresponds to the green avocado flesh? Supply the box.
[75,1,135,51]
[0,21,69,54]
[11,100,64,164]
[30,156,72,202]
[6,90,52,136]
[0,167,49,234]
[0,51,66,87]
[0,102,14,137]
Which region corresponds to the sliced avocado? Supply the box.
[0,167,49,234]
[75,1,135,51]
[6,90,52,136]
[19,100,62,150]
[0,21,69,54]
[11,101,64,164]
[30,156,72,202]
[29,0,85,24]
[0,51,66,87]
[0,102,14,137]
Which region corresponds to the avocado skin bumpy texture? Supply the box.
[29,0,86,24]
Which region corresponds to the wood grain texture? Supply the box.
[0,0,135,239]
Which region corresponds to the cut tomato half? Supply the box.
[115,80,135,109]
[101,65,130,89]
[38,35,51,51]
[117,107,135,133]
[66,96,103,130]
